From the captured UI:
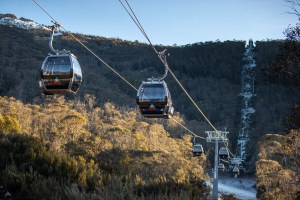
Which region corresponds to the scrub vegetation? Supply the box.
[0,95,209,199]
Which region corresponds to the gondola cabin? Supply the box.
[218,163,225,171]
[219,147,229,159]
[192,144,203,157]
[136,79,174,119]
[233,166,240,175]
[39,54,82,95]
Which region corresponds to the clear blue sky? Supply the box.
[0,0,299,45]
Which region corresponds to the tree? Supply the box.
[60,113,88,142]
[285,104,300,130]
[265,1,300,84]
[263,0,300,130]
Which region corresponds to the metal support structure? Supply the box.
[213,139,218,199]
[49,22,69,55]
[206,131,229,200]
[157,49,169,81]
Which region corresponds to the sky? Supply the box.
[0,0,299,45]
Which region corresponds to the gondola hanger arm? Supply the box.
[49,22,69,55]
[157,49,169,81]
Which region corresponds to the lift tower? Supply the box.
[206,130,229,200]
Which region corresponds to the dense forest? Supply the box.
[1,12,300,199]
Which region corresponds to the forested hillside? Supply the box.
[0,95,210,199]
[0,22,298,164]
[256,132,300,199]
[255,12,300,199]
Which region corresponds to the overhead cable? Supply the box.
[33,0,138,91]
[118,0,236,158]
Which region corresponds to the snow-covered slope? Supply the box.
[206,177,257,200]
[218,182,256,200]
[0,16,50,31]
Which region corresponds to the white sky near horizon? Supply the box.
[0,0,299,45]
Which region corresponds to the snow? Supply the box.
[246,63,256,68]
[218,182,256,200]
[0,16,50,31]
[235,40,257,166]
[242,108,255,114]
[206,177,257,200]
[239,92,254,99]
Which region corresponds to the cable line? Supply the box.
[118,1,225,137]
[32,0,138,92]
[118,0,158,54]
[33,0,236,158]
[170,116,205,140]
[118,0,237,158]
[32,0,205,140]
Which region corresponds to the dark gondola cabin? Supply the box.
[192,144,203,157]
[218,163,225,171]
[219,147,229,159]
[233,166,240,175]
[39,54,82,95]
[136,79,174,119]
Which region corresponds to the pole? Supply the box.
[206,130,228,200]
[213,140,218,200]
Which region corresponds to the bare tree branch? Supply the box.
[285,0,300,18]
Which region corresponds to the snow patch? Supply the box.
[0,16,50,31]
[218,182,256,200]
[206,178,257,200]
